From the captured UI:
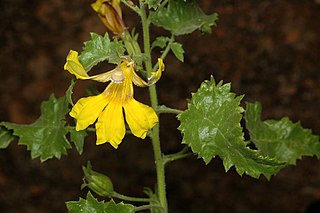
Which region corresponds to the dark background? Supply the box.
[1,0,320,212]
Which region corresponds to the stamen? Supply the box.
[111,68,124,83]
[127,61,134,66]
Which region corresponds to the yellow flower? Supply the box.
[64,50,164,148]
[91,0,126,35]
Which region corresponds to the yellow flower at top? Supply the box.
[64,50,164,148]
[91,0,126,35]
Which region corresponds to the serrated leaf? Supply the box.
[245,102,320,165]
[151,36,170,49]
[69,128,87,155]
[170,42,184,62]
[178,77,286,179]
[1,95,71,162]
[105,200,134,213]
[66,192,107,213]
[66,192,134,213]
[78,32,125,71]
[151,0,218,35]
[0,126,15,148]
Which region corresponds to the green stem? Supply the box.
[159,34,175,60]
[156,105,183,115]
[134,204,163,212]
[151,34,174,72]
[111,191,150,203]
[163,146,193,165]
[159,0,169,10]
[121,0,140,14]
[140,2,168,213]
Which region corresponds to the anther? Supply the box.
[111,69,124,83]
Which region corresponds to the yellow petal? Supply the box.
[111,0,122,18]
[124,99,158,139]
[91,0,125,35]
[132,69,148,87]
[96,102,125,148]
[65,50,114,82]
[148,58,165,86]
[70,93,109,131]
[64,50,90,79]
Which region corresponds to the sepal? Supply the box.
[82,161,114,197]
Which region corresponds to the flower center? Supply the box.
[111,68,124,83]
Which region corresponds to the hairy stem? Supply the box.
[140,2,168,212]
[121,0,140,14]
[134,204,163,212]
[156,105,183,115]
[163,146,193,165]
[159,34,175,60]
[111,191,150,203]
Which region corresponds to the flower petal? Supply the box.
[148,58,165,86]
[91,0,125,35]
[132,69,148,87]
[124,99,158,139]
[96,102,125,148]
[65,50,114,82]
[64,50,90,79]
[70,93,109,131]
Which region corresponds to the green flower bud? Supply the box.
[82,161,114,197]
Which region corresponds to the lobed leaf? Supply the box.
[178,77,286,179]
[66,192,107,213]
[104,200,134,213]
[0,126,15,149]
[66,192,134,213]
[245,102,320,165]
[151,0,218,36]
[78,32,125,71]
[1,95,71,162]
[151,36,170,50]
[170,42,184,62]
[69,128,87,155]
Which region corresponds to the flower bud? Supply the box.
[82,161,114,197]
[91,0,126,35]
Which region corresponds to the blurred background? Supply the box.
[1,0,320,212]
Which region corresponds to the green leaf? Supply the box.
[105,200,134,213]
[69,128,87,155]
[170,42,184,62]
[66,192,107,213]
[145,0,162,9]
[0,126,15,149]
[66,192,134,213]
[151,0,218,35]
[245,102,320,165]
[79,32,125,71]
[178,77,286,179]
[151,36,170,49]
[1,95,71,162]
[66,79,75,106]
